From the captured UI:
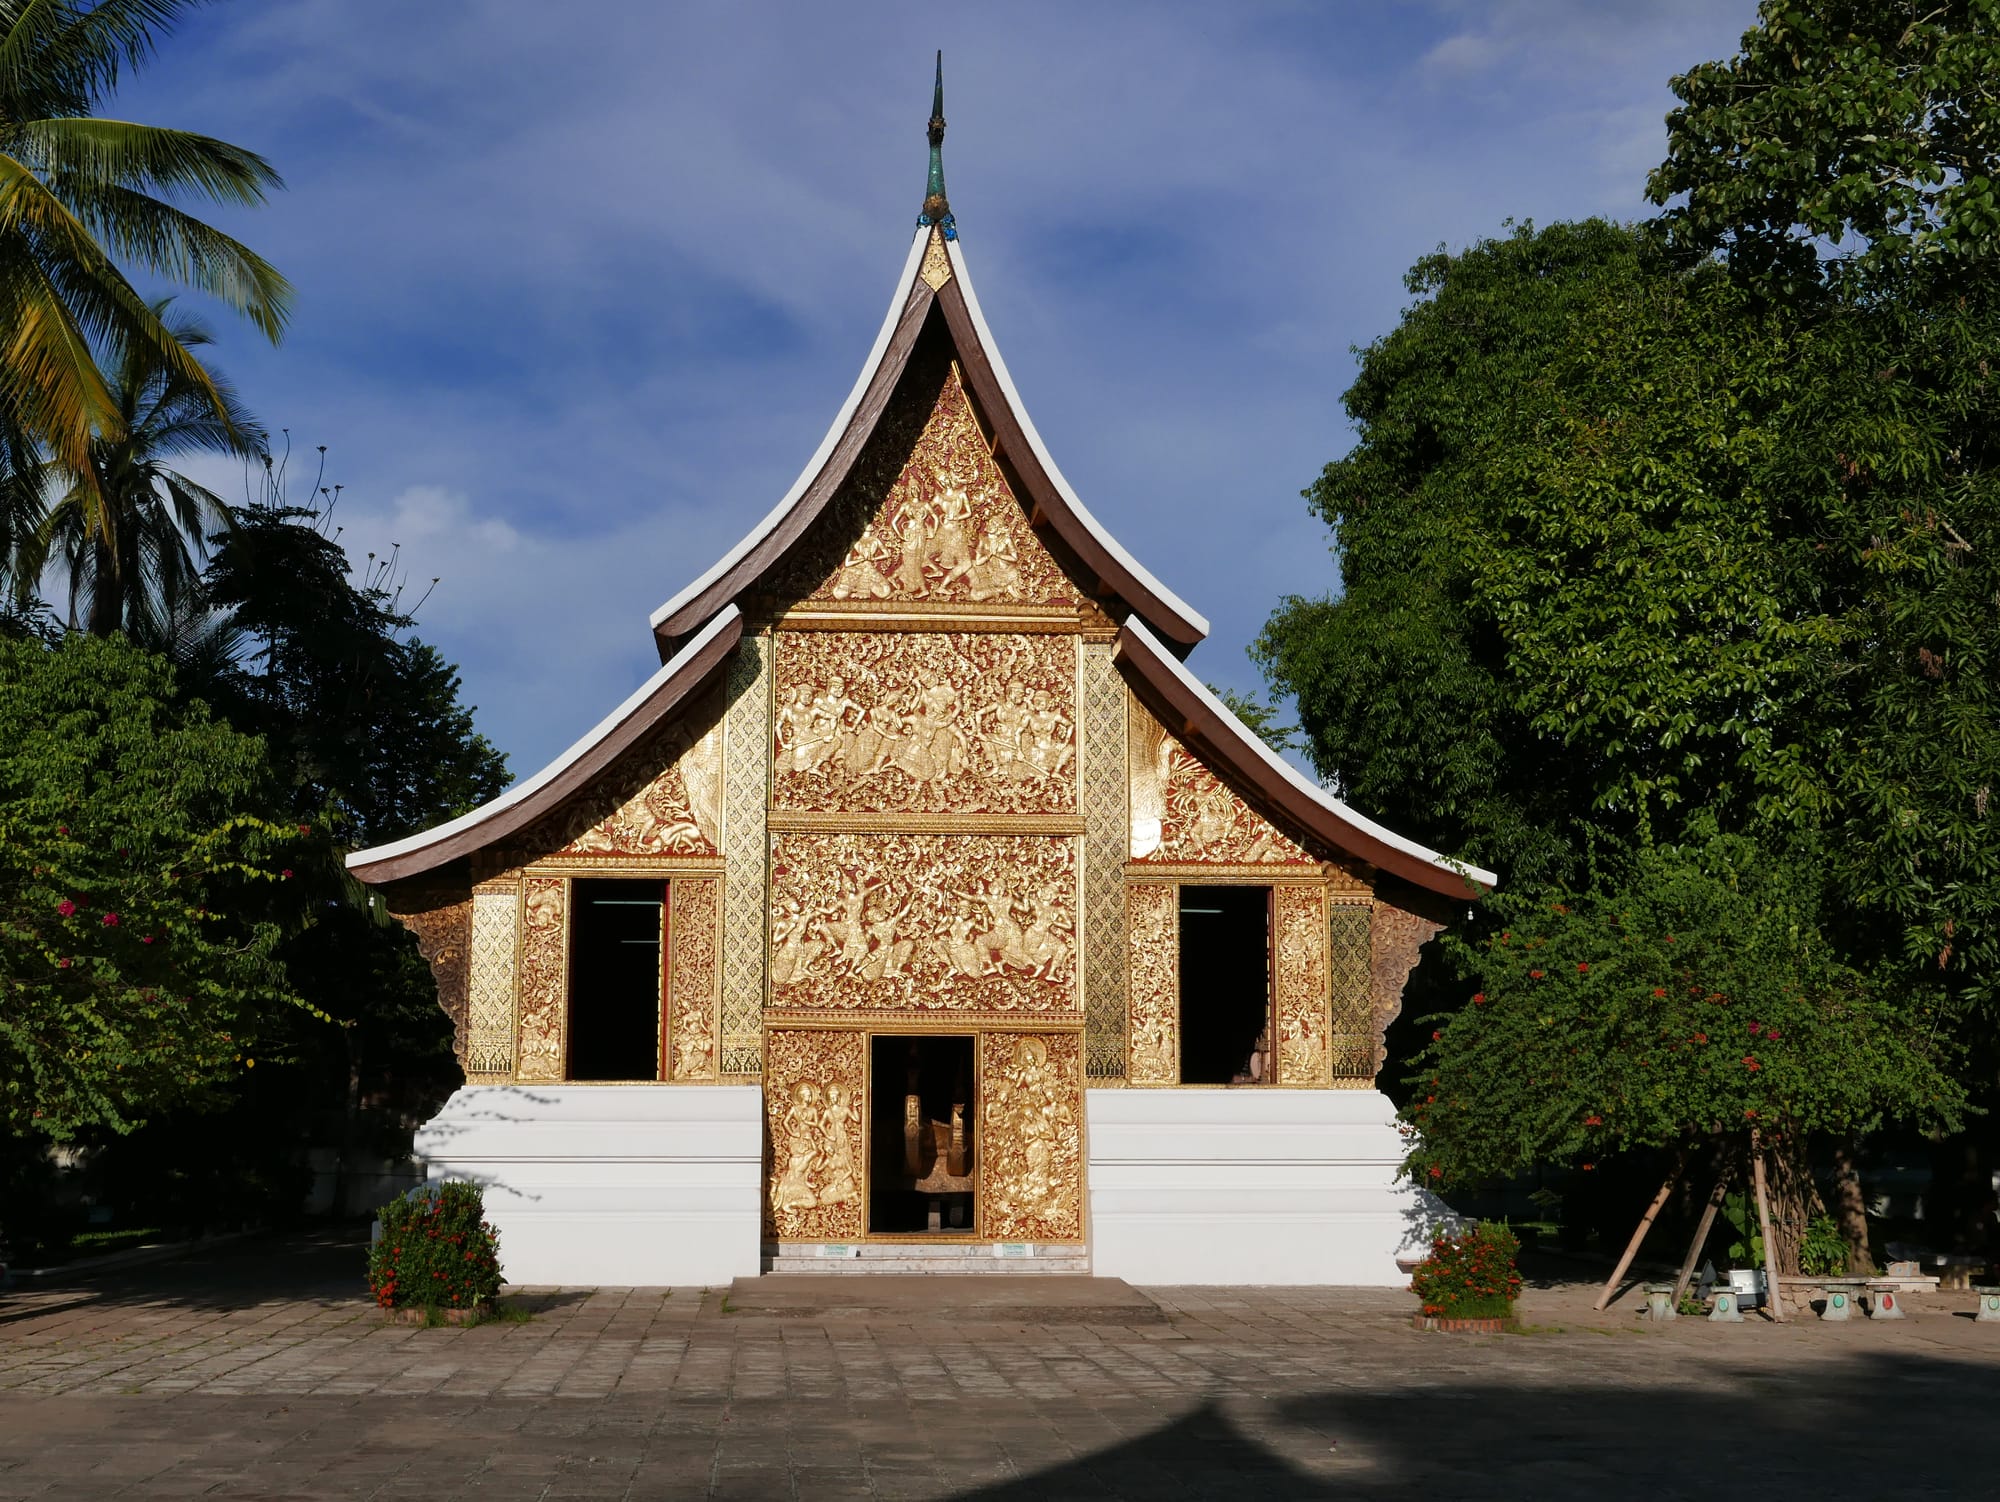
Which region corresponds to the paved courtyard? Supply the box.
[1,1231,1995,1499]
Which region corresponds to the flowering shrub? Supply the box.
[1409,1222,1522,1320]
[367,1182,502,1312]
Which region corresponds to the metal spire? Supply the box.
[918,50,955,240]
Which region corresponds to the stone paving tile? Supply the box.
[1,1232,1997,1496]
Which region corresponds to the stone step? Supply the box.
[762,1243,1090,1275]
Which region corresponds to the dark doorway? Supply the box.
[869,1034,976,1234]
[1179,885,1272,1084]
[566,878,666,1081]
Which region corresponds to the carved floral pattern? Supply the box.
[772,631,1075,815]
[1125,883,1177,1085]
[978,1032,1082,1242]
[386,891,472,1069]
[515,877,567,1081]
[764,1028,865,1241]
[513,694,722,862]
[465,891,517,1076]
[1275,885,1331,1087]
[779,362,1068,607]
[669,878,719,1081]
[768,833,1077,1013]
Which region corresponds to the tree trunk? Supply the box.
[1751,1131,1786,1321]
[1829,1133,1875,1275]
[86,534,122,637]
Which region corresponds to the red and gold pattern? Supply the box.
[764,1028,866,1241]
[1275,885,1331,1086]
[668,878,720,1081]
[978,1031,1083,1242]
[515,877,567,1081]
[1125,883,1178,1085]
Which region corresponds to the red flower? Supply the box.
[1576,962,1590,973]
[280,869,293,880]
[1529,969,1545,979]
[56,899,75,917]
[1748,1022,1762,1036]
[1743,1056,1761,1071]
[298,824,311,835]
[1427,1166,1443,1179]
[1765,1028,1781,1041]
[1431,1029,1442,1041]
[1471,992,1485,1005]
[1653,988,1666,998]
[101,912,119,927]
[140,935,154,945]
[57,957,72,969]
[56,825,68,836]
[1693,1032,1708,1044]
[1583,1114,1603,1126]
[1744,1109,1758,1119]
[1580,1163,1595,1171]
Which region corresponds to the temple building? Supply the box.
[347,68,1495,1285]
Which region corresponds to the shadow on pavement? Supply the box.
[955,1349,1991,1499]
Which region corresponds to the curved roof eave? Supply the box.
[346,606,744,886]
[1113,616,1496,899]
[648,232,933,647]
[940,236,1209,646]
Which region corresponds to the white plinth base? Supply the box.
[412,1085,763,1286]
[1085,1088,1441,1286]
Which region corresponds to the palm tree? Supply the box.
[19,297,261,636]
[0,0,291,570]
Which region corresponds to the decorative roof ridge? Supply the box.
[346,606,743,884]
[918,50,955,240]
[1113,616,1496,899]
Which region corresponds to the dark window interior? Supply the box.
[869,1034,975,1234]
[567,878,665,1081]
[1178,885,1272,1084]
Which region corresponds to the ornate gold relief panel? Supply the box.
[1125,883,1178,1085]
[978,1032,1083,1242]
[498,690,722,866]
[384,888,472,1071]
[465,891,518,1077]
[771,631,1076,816]
[515,877,567,1081]
[1274,885,1332,1087]
[764,1028,866,1241]
[1080,640,1129,1080]
[1128,698,1316,866]
[776,362,1070,608]
[668,878,721,1081]
[769,833,1077,1014]
[1328,903,1375,1082]
[720,637,771,1076]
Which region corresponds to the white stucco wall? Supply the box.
[1085,1087,1439,1285]
[413,1084,763,1286]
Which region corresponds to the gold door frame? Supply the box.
[859,1026,984,1244]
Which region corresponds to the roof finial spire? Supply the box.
[918,50,955,240]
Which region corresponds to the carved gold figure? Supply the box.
[778,360,1067,607]
[771,632,1076,815]
[1129,699,1314,865]
[668,878,720,1080]
[978,1032,1082,1241]
[1275,885,1332,1087]
[1124,883,1178,1084]
[768,834,1078,1013]
[505,695,722,863]
[764,1029,865,1240]
[515,877,568,1081]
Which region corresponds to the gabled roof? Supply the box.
[1115,617,1496,900]
[345,607,741,884]
[647,225,1208,654]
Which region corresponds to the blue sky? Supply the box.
[124,0,1759,783]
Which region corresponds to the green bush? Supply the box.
[366,1181,501,1311]
[1799,1215,1849,1278]
[1409,1221,1523,1320]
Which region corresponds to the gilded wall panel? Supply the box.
[776,362,1069,608]
[1275,885,1331,1087]
[668,877,720,1081]
[1371,898,1446,1080]
[515,877,567,1081]
[771,631,1075,815]
[720,637,771,1076]
[1128,697,1316,866]
[978,1032,1083,1242]
[1328,903,1375,1082]
[763,1028,865,1241]
[385,889,472,1070]
[465,891,518,1076]
[1080,640,1129,1079]
[1125,883,1177,1085]
[769,833,1077,1014]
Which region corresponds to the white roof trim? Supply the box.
[345,606,742,872]
[1122,616,1497,892]
[943,236,1210,642]
[648,232,933,633]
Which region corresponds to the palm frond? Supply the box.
[6,118,282,205]
[0,2,204,119]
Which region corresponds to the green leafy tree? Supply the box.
[0,633,309,1142]
[0,0,290,531]
[17,299,261,637]
[1649,0,2000,294]
[1404,835,1963,1192]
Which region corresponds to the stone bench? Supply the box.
[1974,1286,2000,1323]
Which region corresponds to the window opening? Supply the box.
[566,878,666,1081]
[869,1034,975,1233]
[1178,884,1272,1084]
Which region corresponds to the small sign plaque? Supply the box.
[993,1243,1035,1259]
[818,1244,860,1259]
